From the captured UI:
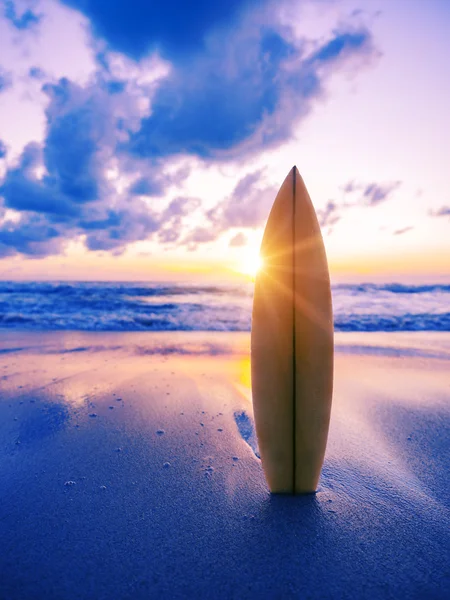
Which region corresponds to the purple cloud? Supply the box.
[342,180,402,206]
[362,181,401,206]
[393,226,413,235]
[429,206,450,218]
[229,232,248,247]
[317,201,341,230]
[207,171,277,230]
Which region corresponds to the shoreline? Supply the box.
[1,329,450,359]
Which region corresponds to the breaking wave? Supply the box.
[0,281,448,332]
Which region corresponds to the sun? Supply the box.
[238,251,263,279]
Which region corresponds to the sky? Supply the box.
[0,0,449,283]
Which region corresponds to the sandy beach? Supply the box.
[1,331,449,599]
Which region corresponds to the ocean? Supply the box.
[0,281,448,332]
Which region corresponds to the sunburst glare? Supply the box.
[237,251,263,279]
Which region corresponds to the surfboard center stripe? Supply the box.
[292,167,297,494]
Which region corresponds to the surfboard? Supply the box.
[251,166,334,494]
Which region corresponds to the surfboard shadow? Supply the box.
[233,410,260,459]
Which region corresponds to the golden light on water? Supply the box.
[231,356,252,403]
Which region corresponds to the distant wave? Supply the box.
[0,281,248,297]
[335,283,450,294]
[335,313,450,332]
[0,281,449,332]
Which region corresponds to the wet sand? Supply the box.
[0,331,449,599]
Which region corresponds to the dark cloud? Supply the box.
[0,213,65,258]
[0,79,109,217]
[0,140,6,159]
[38,77,129,208]
[0,67,12,92]
[61,0,269,62]
[43,105,101,202]
[0,76,185,257]
[0,73,200,258]
[1,168,79,217]
[429,206,450,218]
[129,26,374,160]
[3,0,41,30]
[393,226,413,235]
[0,142,77,216]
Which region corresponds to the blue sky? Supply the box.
[0,0,449,281]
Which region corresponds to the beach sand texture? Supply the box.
[1,331,449,599]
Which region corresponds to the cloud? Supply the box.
[58,3,375,165]
[179,170,277,247]
[342,180,402,206]
[3,0,42,30]
[0,75,113,218]
[429,206,450,218]
[61,0,270,61]
[314,180,403,235]
[129,177,165,197]
[157,196,201,244]
[29,66,46,80]
[361,181,402,206]
[229,232,248,247]
[0,2,377,259]
[0,65,201,257]
[183,227,218,247]
[208,171,277,229]
[0,72,187,257]
[128,164,192,198]
[307,30,369,63]
[393,226,413,235]
[0,213,65,258]
[82,200,160,252]
[0,145,80,217]
[0,140,6,159]
[42,85,105,203]
[0,67,12,92]
[316,200,341,231]
[129,25,374,161]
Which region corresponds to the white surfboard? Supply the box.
[251,166,333,494]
